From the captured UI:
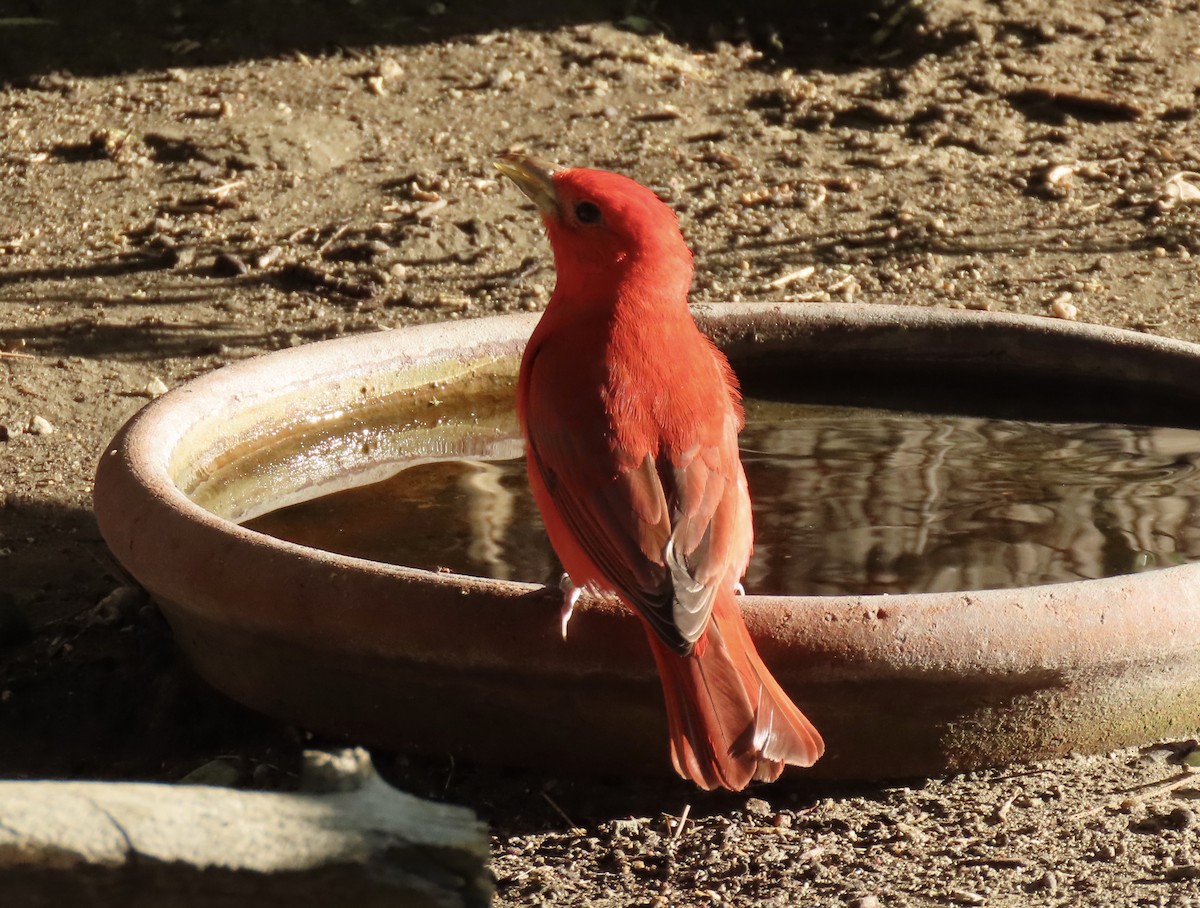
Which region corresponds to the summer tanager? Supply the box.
[495,153,824,790]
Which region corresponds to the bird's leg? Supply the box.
[733,582,745,596]
[559,572,581,639]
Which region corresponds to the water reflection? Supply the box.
[245,400,1200,595]
[741,404,1200,594]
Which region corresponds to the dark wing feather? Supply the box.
[661,422,748,645]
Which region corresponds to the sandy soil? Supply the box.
[3,0,1200,904]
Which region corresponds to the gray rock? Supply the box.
[0,767,490,907]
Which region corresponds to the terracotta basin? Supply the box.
[93,304,1200,779]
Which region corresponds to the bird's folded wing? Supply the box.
[526,419,745,655]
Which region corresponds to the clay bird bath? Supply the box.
[93,303,1200,779]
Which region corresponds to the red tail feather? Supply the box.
[646,590,824,791]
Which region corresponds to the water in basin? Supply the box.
[240,387,1200,595]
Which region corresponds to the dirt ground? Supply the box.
[3,0,1200,904]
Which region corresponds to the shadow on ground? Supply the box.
[2,0,955,81]
[0,587,303,781]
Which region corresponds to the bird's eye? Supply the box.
[574,201,602,224]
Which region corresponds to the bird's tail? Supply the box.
[646,589,824,791]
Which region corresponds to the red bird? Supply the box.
[495,153,824,790]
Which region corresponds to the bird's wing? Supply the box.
[525,403,749,656]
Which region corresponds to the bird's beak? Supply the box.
[494,153,560,219]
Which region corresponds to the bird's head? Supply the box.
[495,153,693,302]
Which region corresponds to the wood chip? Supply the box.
[766,266,815,289]
[632,105,683,122]
[948,888,987,905]
[415,198,448,221]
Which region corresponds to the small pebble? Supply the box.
[744,797,772,818]
[27,415,54,436]
[301,746,375,793]
[895,821,927,843]
[254,246,283,269]
[212,252,249,277]
[1165,806,1196,831]
[377,57,403,81]
[1051,298,1078,320]
[611,818,642,837]
[88,586,146,627]
[142,377,169,398]
[848,896,882,908]
[1040,870,1059,895]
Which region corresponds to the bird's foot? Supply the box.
[559,573,581,639]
